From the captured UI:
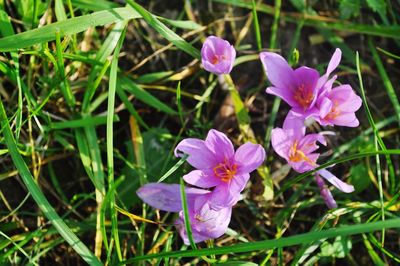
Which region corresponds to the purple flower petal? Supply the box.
[318,97,333,119]
[266,86,298,107]
[175,199,232,244]
[326,48,342,76]
[317,169,355,193]
[282,111,306,140]
[260,52,296,90]
[332,113,360,127]
[271,128,291,160]
[175,138,215,169]
[136,183,210,212]
[234,142,265,174]
[201,36,236,75]
[298,133,326,154]
[183,169,222,188]
[205,129,235,163]
[293,66,320,109]
[329,85,362,112]
[209,182,242,210]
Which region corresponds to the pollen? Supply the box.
[293,84,314,110]
[213,159,237,182]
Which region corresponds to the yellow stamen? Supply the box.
[293,84,314,110]
[288,141,316,166]
[213,159,237,182]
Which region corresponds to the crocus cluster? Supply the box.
[261,49,361,208]
[137,129,265,244]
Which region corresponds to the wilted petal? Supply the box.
[260,52,296,90]
[175,138,215,169]
[234,142,265,174]
[205,129,235,163]
[317,169,355,193]
[183,169,222,188]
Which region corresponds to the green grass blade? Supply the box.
[71,0,119,11]
[0,100,102,266]
[0,6,141,52]
[119,218,400,263]
[125,0,201,59]
[119,76,178,115]
[55,0,68,21]
[157,154,188,183]
[55,30,76,107]
[47,115,119,130]
[368,39,400,125]
[251,0,262,51]
[179,178,197,250]
[106,22,127,262]
[269,0,281,49]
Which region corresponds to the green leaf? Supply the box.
[366,0,386,18]
[0,6,141,52]
[348,164,371,193]
[339,0,360,19]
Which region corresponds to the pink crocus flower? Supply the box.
[313,49,362,127]
[271,111,354,194]
[137,183,231,244]
[260,51,321,116]
[175,129,265,209]
[201,36,236,75]
[315,84,362,127]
